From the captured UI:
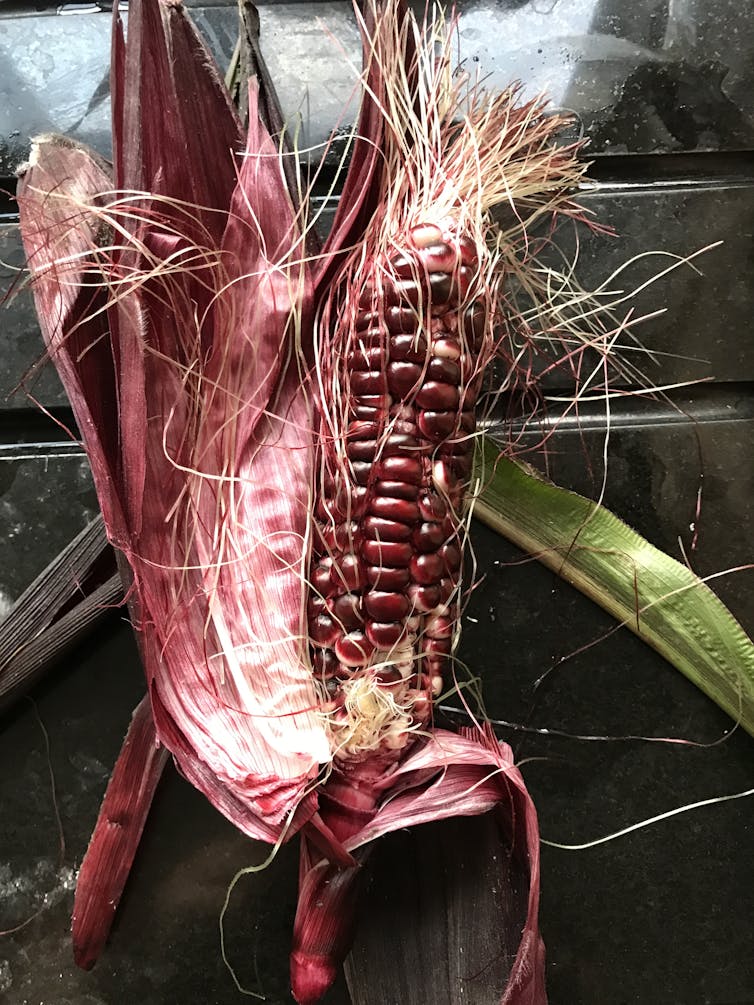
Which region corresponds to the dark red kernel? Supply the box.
[361,539,413,568]
[365,621,405,649]
[347,420,381,441]
[429,272,452,304]
[425,636,452,657]
[350,404,383,422]
[351,461,372,486]
[312,648,339,678]
[332,593,363,630]
[363,515,413,542]
[387,361,423,398]
[445,454,473,480]
[459,410,476,433]
[417,242,456,272]
[348,347,388,372]
[335,631,375,667]
[309,614,340,648]
[366,565,411,590]
[358,281,398,310]
[364,591,410,622]
[412,521,446,552]
[390,334,428,363]
[427,357,461,383]
[373,456,423,483]
[375,479,420,500]
[410,552,443,585]
[418,410,458,442]
[462,300,487,346]
[407,583,441,613]
[458,237,477,267]
[416,381,460,410]
[384,306,421,334]
[307,595,327,619]
[331,554,365,592]
[368,495,420,524]
[316,521,359,555]
[452,264,475,302]
[418,491,448,521]
[346,438,379,463]
[460,382,480,409]
[392,278,427,309]
[390,252,419,280]
[381,432,422,457]
[425,614,453,640]
[350,370,389,396]
[355,311,380,333]
[310,561,334,597]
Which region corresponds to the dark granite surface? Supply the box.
[2,0,754,176]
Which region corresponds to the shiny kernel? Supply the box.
[375,479,420,500]
[419,410,458,442]
[416,381,460,411]
[364,591,410,622]
[366,621,406,649]
[331,593,363,630]
[410,552,443,585]
[387,361,423,398]
[368,495,421,524]
[335,630,375,667]
[366,565,411,590]
[350,370,389,396]
[373,455,423,483]
[361,539,413,568]
[363,515,413,542]
[407,583,441,613]
[390,334,428,363]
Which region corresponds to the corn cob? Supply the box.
[309,229,485,757]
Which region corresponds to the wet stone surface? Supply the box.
[1,0,753,173]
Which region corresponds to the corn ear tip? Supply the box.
[290,950,338,1005]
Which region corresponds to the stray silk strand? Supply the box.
[541,786,754,851]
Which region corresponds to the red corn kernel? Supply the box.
[387,361,423,397]
[366,565,411,590]
[418,410,458,442]
[364,591,410,621]
[412,521,446,552]
[390,333,428,362]
[415,381,460,410]
[331,593,363,630]
[335,630,375,667]
[363,515,413,542]
[410,552,443,584]
[373,455,423,483]
[368,495,420,523]
[374,479,420,500]
[331,554,366,592]
[407,583,441,613]
[365,621,406,649]
[350,370,389,396]
[361,539,414,567]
